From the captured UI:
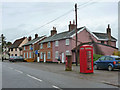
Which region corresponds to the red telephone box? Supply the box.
[80,45,93,73]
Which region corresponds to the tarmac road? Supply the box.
[2,61,119,89]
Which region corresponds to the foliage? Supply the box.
[93,54,103,62]
[113,50,120,56]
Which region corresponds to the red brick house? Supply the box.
[39,27,57,62]
[22,34,46,62]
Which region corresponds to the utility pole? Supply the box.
[75,3,78,66]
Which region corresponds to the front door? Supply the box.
[37,53,40,62]
[62,53,64,63]
[44,53,46,62]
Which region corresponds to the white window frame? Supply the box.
[47,42,51,48]
[66,50,70,55]
[40,44,43,49]
[66,39,69,45]
[27,52,28,58]
[55,51,59,59]
[29,45,31,50]
[40,52,43,59]
[24,46,25,50]
[29,52,31,58]
[24,53,25,58]
[47,51,51,59]
[55,41,59,47]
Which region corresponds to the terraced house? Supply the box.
[9,37,28,57]
[39,21,117,63]
[22,34,46,62]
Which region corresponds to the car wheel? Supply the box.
[94,65,98,70]
[108,65,113,71]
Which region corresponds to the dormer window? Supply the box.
[47,42,51,48]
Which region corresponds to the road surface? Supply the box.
[2,61,119,89]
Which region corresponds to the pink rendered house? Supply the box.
[40,21,117,63]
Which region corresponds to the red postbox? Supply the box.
[65,57,68,68]
[80,45,93,73]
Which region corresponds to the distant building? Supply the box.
[39,21,117,63]
[22,34,46,62]
[9,37,28,57]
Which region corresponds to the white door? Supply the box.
[62,53,64,63]
[44,53,46,62]
[37,53,40,62]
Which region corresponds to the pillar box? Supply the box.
[65,55,72,71]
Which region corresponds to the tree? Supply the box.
[1,34,6,52]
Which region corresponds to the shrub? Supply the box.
[113,50,120,56]
[93,54,103,62]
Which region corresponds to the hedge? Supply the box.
[93,54,103,62]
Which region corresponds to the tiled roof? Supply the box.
[93,32,117,41]
[40,27,84,43]
[23,36,45,46]
[10,37,26,48]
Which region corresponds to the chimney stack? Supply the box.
[107,24,111,45]
[69,20,76,31]
[28,36,32,41]
[51,27,57,36]
[35,34,38,39]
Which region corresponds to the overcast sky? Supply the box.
[1,0,118,47]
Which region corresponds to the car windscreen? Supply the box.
[115,58,120,60]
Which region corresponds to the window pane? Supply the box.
[47,52,51,59]
[100,56,105,60]
[66,39,69,45]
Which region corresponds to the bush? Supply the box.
[93,54,103,62]
[113,50,120,56]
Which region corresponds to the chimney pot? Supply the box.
[28,36,32,41]
[35,34,38,39]
[106,24,111,46]
[73,20,75,25]
[69,20,76,31]
[51,27,57,36]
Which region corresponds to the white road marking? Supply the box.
[27,74,42,82]
[52,85,60,89]
[14,69,23,74]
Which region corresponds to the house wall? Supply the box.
[22,45,33,59]
[39,42,53,62]
[92,44,118,55]
[19,38,28,56]
[22,37,46,61]
[9,48,20,56]
[71,29,98,50]
[52,39,72,63]
[71,29,117,62]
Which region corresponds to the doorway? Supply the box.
[44,53,46,62]
[62,53,64,63]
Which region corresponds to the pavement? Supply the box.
[2,60,119,89]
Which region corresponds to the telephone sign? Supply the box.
[80,45,93,73]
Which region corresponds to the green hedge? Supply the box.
[93,54,103,62]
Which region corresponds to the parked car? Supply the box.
[9,56,24,62]
[94,55,120,71]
